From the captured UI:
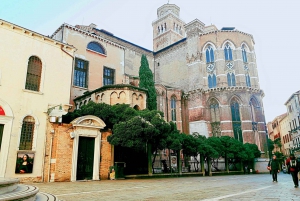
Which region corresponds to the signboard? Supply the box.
[15,153,34,174]
[171,156,177,167]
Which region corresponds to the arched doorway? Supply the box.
[70,115,106,181]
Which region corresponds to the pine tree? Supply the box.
[139,54,157,110]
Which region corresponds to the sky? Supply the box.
[1,0,299,122]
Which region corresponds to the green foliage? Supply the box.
[108,110,171,152]
[139,54,157,110]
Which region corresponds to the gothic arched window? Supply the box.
[231,99,243,142]
[242,45,248,63]
[19,116,35,150]
[224,43,233,61]
[25,56,42,92]
[171,96,176,121]
[210,99,221,137]
[208,74,217,88]
[245,74,251,87]
[205,45,215,63]
[87,42,106,55]
[227,73,236,86]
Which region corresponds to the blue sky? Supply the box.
[1,0,299,122]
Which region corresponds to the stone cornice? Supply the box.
[1,19,75,51]
[187,86,264,96]
[152,12,185,25]
[51,23,125,50]
[200,30,255,44]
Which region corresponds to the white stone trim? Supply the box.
[221,130,233,132]
[242,130,254,133]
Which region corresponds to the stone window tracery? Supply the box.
[208,74,217,88]
[231,98,243,142]
[245,74,251,87]
[205,45,215,63]
[210,99,221,137]
[227,73,236,86]
[224,43,233,61]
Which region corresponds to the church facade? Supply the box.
[0,3,268,182]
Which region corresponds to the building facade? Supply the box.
[284,91,300,156]
[153,4,267,154]
[0,19,75,181]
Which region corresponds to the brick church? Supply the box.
[0,3,268,182]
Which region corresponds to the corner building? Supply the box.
[153,4,267,154]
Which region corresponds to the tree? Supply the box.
[139,54,157,110]
[108,110,172,175]
[267,139,275,158]
[243,143,261,171]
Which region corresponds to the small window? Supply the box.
[206,45,215,63]
[87,42,105,55]
[224,43,233,61]
[19,116,35,150]
[171,97,176,121]
[25,56,42,91]
[103,67,115,85]
[227,73,236,86]
[74,58,88,88]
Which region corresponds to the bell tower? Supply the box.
[152,4,185,52]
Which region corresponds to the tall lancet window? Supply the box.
[206,45,215,63]
[224,43,233,61]
[242,45,248,63]
[231,98,243,142]
[210,99,221,137]
[208,74,217,88]
[171,96,176,121]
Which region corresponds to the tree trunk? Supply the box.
[208,157,212,176]
[177,150,182,175]
[147,143,152,176]
[225,155,229,173]
[200,154,205,176]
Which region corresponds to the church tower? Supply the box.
[152,4,185,52]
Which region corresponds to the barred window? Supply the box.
[0,124,4,150]
[25,56,42,91]
[103,67,115,86]
[87,42,105,55]
[19,116,35,150]
[171,97,176,121]
[74,58,88,88]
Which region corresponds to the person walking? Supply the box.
[286,154,299,188]
[268,155,280,182]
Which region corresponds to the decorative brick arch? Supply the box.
[70,115,106,181]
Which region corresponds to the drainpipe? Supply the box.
[48,129,55,182]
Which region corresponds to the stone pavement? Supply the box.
[28,173,300,201]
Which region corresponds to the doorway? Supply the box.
[76,137,95,180]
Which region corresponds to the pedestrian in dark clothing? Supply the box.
[268,155,280,182]
[286,154,299,188]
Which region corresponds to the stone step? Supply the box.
[0,178,19,195]
[35,192,58,201]
[0,184,39,201]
